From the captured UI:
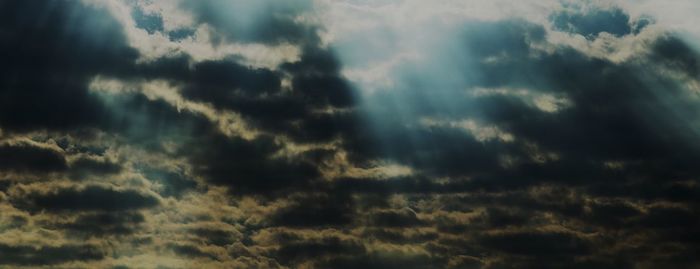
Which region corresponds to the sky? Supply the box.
[1,0,700,268]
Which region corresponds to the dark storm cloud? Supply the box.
[57,211,146,236]
[0,0,210,145]
[589,181,700,206]
[127,38,359,195]
[130,0,361,145]
[361,228,438,245]
[69,158,122,178]
[0,0,138,132]
[168,243,220,260]
[2,0,700,268]
[637,206,699,229]
[367,208,426,227]
[319,252,442,269]
[186,134,320,195]
[141,168,198,198]
[585,201,642,228]
[332,176,457,194]
[478,207,532,228]
[651,35,700,76]
[5,0,361,199]
[13,184,159,212]
[0,143,67,173]
[180,59,282,104]
[157,47,360,144]
[189,227,240,246]
[281,46,357,108]
[479,231,592,258]
[0,242,104,265]
[269,193,355,227]
[114,95,216,150]
[475,44,700,183]
[258,229,440,269]
[356,17,700,189]
[354,126,504,176]
[119,29,360,154]
[272,237,365,265]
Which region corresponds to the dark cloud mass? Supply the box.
[1,0,700,268]
[0,242,104,265]
[0,142,67,173]
[0,0,138,132]
[12,184,160,212]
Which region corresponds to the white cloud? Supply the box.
[472,87,573,113]
[420,117,515,143]
[83,0,301,69]
[88,76,258,140]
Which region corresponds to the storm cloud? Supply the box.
[1,0,700,268]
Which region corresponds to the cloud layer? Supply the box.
[1,0,699,268]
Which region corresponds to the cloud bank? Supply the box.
[1,0,699,268]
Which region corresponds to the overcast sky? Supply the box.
[1,0,700,268]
